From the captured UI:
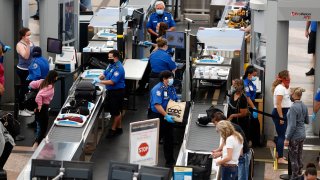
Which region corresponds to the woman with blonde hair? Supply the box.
[212,120,243,180]
[271,70,291,164]
[284,87,308,179]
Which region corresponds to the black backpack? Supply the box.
[74,81,96,102]
[0,112,20,138]
[187,153,212,180]
[24,89,39,111]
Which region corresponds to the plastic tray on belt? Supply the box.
[81,69,105,79]
[54,113,88,127]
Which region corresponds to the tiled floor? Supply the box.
[4,1,320,180]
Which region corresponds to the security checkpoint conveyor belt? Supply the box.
[176,103,227,179]
[17,70,106,180]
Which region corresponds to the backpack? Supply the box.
[187,153,212,180]
[0,112,20,138]
[24,89,39,111]
[88,57,108,69]
[74,81,96,102]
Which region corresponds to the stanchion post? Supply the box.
[184,18,194,102]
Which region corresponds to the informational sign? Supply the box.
[129,118,159,166]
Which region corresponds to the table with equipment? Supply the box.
[123,59,148,110]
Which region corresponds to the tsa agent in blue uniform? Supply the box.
[146,1,176,43]
[94,50,125,138]
[243,65,260,146]
[148,70,178,167]
[27,46,49,81]
[149,38,177,89]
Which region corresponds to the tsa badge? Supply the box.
[156,90,161,96]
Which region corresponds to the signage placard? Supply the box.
[129,118,159,166]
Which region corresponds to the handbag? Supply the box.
[0,112,20,138]
[24,89,39,111]
[166,100,187,123]
[187,153,212,180]
[74,81,96,102]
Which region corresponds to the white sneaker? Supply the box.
[25,109,34,115]
[19,110,32,117]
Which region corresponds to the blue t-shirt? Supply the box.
[311,21,317,32]
[150,82,178,114]
[150,49,177,73]
[146,11,176,32]
[243,78,257,101]
[315,87,320,101]
[27,56,49,80]
[103,61,125,90]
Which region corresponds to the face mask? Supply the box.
[290,95,295,102]
[251,76,257,81]
[168,78,174,86]
[108,58,114,64]
[26,35,31,40]
[156,9,164,15]
[230,86,236,94]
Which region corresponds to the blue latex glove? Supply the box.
[4,45,11,51]
[165,114,175,123]
[92,77,101,84]
[252,108,258,119]
[143,41,153,46]
[312,112,317,121]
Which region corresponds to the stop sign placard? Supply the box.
[138,142,149,156]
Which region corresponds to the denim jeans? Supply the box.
[272,108,289,158]
[221,166,238,180]
[238,151,252,180]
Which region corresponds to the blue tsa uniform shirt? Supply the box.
[146,11,176,32]
[150,82,178,114]
[315,87,320,101]
[27,57,49,80]
[243,78,257,101]
[104,61,125,90]
[150,49,177,73]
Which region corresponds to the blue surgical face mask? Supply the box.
[156,9,164,15]
[168,78,174,86]
[251,76,257,81]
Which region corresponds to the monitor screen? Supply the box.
[108,161,139,180]
[139,165,171,180]
[47,37,62,54]
[132,8,144,29]
[31,159,93,180]
[165,31,185,49]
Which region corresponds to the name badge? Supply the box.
[164,90,168,99]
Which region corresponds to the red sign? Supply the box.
[138,143,149,156]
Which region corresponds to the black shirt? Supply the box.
[232,123,249,154]
[228,93,248,124]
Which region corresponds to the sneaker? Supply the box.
[30,14,39,20]
[306,68,315,76]
[116,128,123,135]
[278,158,288,164]
[25,109,34,115]
[19,110,32,117]
[106,129,117,138]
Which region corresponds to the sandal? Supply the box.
[278,158,288,164]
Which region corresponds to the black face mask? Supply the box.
[290,95,295,102]
[108,58,114,64]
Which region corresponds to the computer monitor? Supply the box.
[31,159,93,180]
[165,31,185,49]
[47,37,62,54]
[139,165,171,180]
[132,8,144,29]
[108,161,139,180]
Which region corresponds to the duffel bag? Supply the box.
[74,81,96,102]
